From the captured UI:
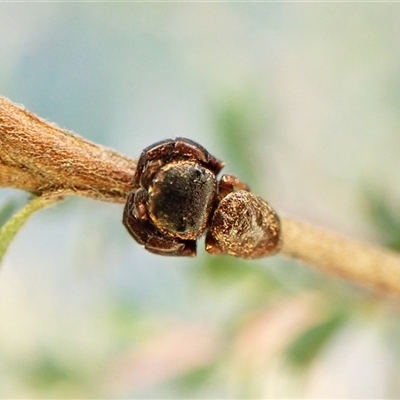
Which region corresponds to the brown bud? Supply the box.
[205,190,281,259]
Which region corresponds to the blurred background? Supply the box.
[1,3,400,398]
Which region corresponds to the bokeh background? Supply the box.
[1,3,400,398]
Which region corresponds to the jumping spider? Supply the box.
[123,137,280,257]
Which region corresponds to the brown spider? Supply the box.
[122,137,249,256]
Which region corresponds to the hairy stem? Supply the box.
[0,96,137,203]
[0,95,399,294]
[280,217,400,295]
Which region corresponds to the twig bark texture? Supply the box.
[0,96,137,203]
[280,218,400,296]
[1,95,400,295]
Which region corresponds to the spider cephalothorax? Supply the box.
[123,137,281,257]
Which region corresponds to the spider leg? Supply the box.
[218,174,250,199]
[174,137,224,174]
[133,189,149,221]
[204,231,223,255]
[135,138,224,188]
[145,235,196,257]
[134,139,177,185]
[123,197,196,257]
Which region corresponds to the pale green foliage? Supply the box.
[0,196,61,264]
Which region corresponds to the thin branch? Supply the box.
[0,96,137,203]
[280,217,400,295]
[0,95,399,295]
[0,194,62,264]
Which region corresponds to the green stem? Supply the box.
[0,195,62,265]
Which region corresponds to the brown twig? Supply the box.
[1,95,399,294]
[0,96,137,203]
[280,217,400,295]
